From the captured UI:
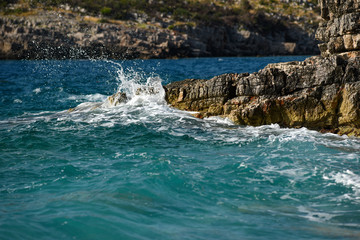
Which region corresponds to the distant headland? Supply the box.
[0,0,320,59]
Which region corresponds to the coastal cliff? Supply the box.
[0,1,319,59]
[165,0,360,136]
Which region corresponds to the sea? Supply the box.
[1,56,360,240]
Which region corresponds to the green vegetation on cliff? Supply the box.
[0,0,321,59]
[2,0,320,28]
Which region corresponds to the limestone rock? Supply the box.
[164,0,360,137]
[105,92,127,107]
[316,0,360,56]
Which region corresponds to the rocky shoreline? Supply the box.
[164,0,360,137]
[0,7,319,59]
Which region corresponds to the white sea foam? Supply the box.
[48,61,177,132]
[33,88,41,94]
[205,116,234,126]
[323,170,360,200]
[266,126,318,143]
[67,93,108,102]
[105,60,165,103]
[298,206,337,223]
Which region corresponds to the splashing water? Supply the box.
[106,60,165,104]
[67,60,166,113]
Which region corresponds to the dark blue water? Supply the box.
[1,56,360,240]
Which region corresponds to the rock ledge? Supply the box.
[164,0,360,137]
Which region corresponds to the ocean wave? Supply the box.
[67,93,108,102]
[323,170,360,201]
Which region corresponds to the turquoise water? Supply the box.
[1,56,360,240]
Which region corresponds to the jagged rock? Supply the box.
[165,54,360,136]
[316,0,360,56]
[135,87,158,95]
[165,0,360,137]
[165,53,360,135]
[105,92,127,107]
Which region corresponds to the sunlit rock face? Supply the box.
[316,0,360,56]
[165,0,360,136]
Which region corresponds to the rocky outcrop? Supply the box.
[164,0,360,136]
[316,0,360,56]
[0,9,319,59]
[0,11,190,59]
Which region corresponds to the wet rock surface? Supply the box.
[165,0,360,136]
